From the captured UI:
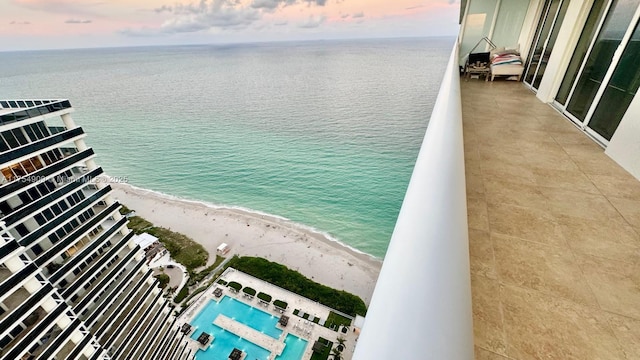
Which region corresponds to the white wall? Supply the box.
[606,94,640,180]
[352,44,473,360]
[517,0,544,60]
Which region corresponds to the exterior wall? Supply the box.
[606,94,640,179]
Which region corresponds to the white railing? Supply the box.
[352,44,473,359]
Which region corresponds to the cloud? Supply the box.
[298,14,325,28]
[65,19,92,24]
[11,0,105,16]
[155,5,173,13]
[124,0,332,36]
[118,27,160,37]
[274,21,288,26]
[352,11,363,18]
[405,5,423,10]
[340,14,349,19]
[250,0,295,10]
[10,20,31,25]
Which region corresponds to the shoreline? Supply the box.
[108,182,383,304]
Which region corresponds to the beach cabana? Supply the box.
[217,243,230,255]
[180,323,192,335]
[312,341,325,353]
[279,315,289,327]
[197,332,211,346]
[213,288,223,298]
[133,233,159,249]
[229,348,243,360]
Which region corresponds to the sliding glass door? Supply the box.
[553,0,640,142]
[587,23,640,140]
[555,1,610,105]
[523,0,568,91]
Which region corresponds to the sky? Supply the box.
[0,0,461,51]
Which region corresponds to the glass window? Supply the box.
[43,209,54,220]
[11,129,28,146]
[460,0,499,62]
[588,20,640,139]
[2,130,18,148]
[532,0,570,88]
[37,122,50,137]
[24,125,37,142]
[492,0,531,47]
[566,0,640,120]
[525,0,562,84]
[0,135,8,152]
[34,213,46,225]
[31,243,43,255]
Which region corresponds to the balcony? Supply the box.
[463,79,640,359]
[353,44,640,360]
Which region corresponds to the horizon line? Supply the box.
[0,35,458,54]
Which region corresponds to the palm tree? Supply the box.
[329,348,342,360]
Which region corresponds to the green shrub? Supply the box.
[119,205,208,272]
[225,256,367,316]
[154,273,170,288]
[174,284,190,303]
[243,287,256,296]
[228,282,242,291]
[310,338,333,360]
[274,300,288,309]
[183,286,207,304]
[147,227,207,270]
[302,313,309,320]
[324,311,352,330]
[257,292,272,303]
[217,279,228,285]
[293,309,300,316]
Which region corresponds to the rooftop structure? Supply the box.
[0,100,190,359]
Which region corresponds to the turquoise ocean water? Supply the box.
[0,38,453,258]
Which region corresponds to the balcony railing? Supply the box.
[352,44,474,359]
[0,100,72,126]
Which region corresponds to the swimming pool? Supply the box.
[190,296,284,360]
[275,334,308,360]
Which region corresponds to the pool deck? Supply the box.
[214,314,285,356]
[180,268,359,360]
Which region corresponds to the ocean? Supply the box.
[0,37,453,258]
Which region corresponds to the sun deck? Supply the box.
[180,268,359,360]
[463,79,640,359]
[213,314,285,355]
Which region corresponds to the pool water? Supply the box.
[275,334,308,360]
[191,296,284,360]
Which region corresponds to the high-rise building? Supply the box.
[0,100,189,360]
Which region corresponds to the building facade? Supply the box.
[0,100,189,360]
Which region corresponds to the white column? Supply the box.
[606,92,640,180]
[61,113,76,128]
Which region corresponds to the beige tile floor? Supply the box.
[462,79,640,360]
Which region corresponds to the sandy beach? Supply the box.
[109,182,382,304]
